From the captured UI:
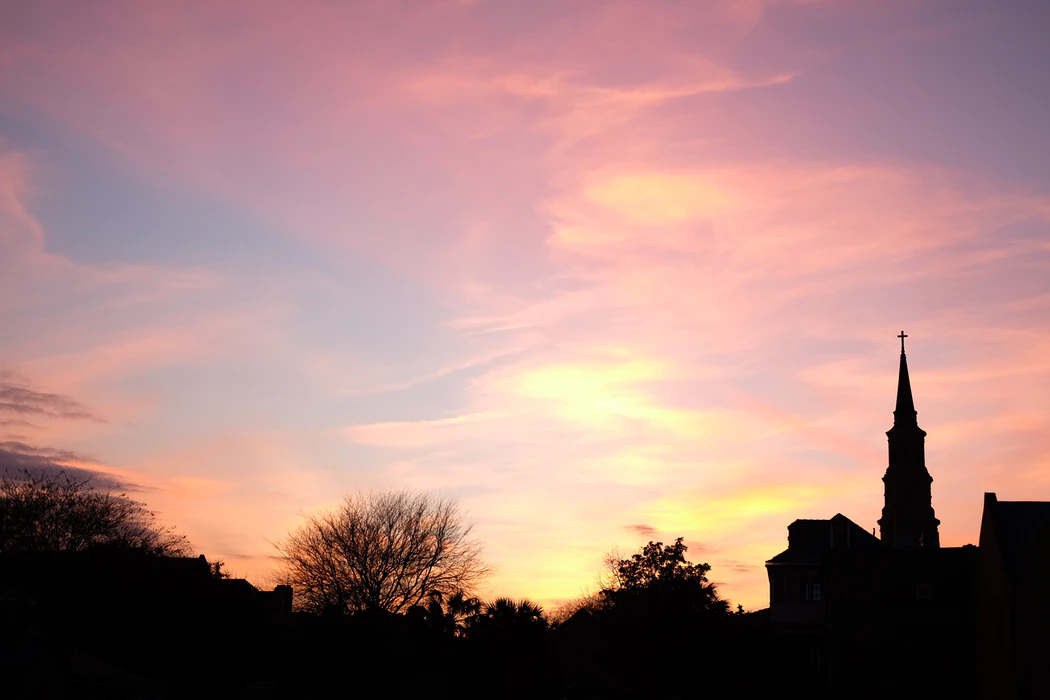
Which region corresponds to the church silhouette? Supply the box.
[765,334,1050,699]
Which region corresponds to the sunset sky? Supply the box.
[2,0,1048,610]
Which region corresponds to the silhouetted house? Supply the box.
[765,335,978,698]
[763,514,876,690]
[0,548,293,697]
[0,549,291,620]
[768,514,881,621]
[977,493,1050,700]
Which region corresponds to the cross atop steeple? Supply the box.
[898,330,908,354]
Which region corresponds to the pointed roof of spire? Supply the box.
[893,331,917,424]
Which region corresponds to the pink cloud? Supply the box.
[0,1,815,289]
[344,412,506,449]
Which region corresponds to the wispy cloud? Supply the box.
[0,445,132,492]
[0,371,103,421]
[623,523,657,537]
[0,440,98,464]
[344,412,505,449]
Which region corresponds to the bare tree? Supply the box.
[0,468,191,555]
[275,490,489,614]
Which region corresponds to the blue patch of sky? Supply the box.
[2,112,338,274]
[2,111,477,380]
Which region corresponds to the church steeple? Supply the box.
[878,331,940,548]
[893,331,916,424]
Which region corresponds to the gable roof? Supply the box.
[766,513,881,565]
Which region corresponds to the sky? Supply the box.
[1,0,1049,611]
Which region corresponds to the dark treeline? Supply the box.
[1,470,801,699]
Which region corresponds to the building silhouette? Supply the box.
[879,331,940,549]
[0,548,292,697]
[977,492,1050,699]
[766,334,978,697]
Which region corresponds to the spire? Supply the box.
[880,331,939,548]
[893,331,916,425]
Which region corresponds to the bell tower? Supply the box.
[878,332,940,548]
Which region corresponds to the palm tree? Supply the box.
[467,598,552,694]
[425,589,482,637]
[447,590,484,635]
[469,597,548,640]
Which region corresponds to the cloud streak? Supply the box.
[0,372,102,422]
[0,445,130,492]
